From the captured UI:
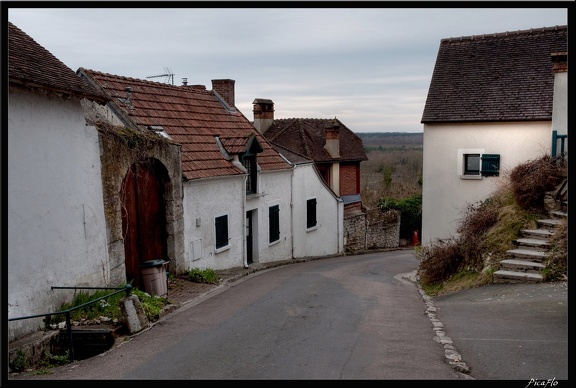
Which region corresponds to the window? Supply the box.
[307,198,317,229]
[464,154,481,175]
[243,154,257,194]
[269,205,280,243]
[462,153,500,178]
[215,215,228,249]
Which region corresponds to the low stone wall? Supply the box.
[344,209,400,252]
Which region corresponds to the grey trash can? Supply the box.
[140,259,168,297]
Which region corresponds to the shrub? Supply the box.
[417,238,464,285]
[188,268,220,284]
[378,194,422,240]
[509,155,562,212]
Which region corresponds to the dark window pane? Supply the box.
[269,205,280,243]
[464,154,480,175]
[307,198,317,228]
[215,215,228,249]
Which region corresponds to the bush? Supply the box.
[417,239,464,285]
[509,155,563,212]
[188,268,220,284]
[378,194,422,240]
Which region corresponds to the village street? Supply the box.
[8,250,568,381]
[9,251,466,380]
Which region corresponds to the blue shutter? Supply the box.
[481,154,500,177]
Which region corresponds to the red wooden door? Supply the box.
[121,160,167,289]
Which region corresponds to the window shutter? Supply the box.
[307,198,317,228]
[481,154,500,177]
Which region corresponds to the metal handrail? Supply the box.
[551,130,567,160]
[9,284,132,361]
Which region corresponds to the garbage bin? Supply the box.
[140,259,168,297]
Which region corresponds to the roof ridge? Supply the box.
[441,24,567,43]
[81,68,205,90]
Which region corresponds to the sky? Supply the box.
[6,4,569,133]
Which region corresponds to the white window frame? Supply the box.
[458,148,484,180]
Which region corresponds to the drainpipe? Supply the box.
[243,175,248,268]
[290,166,295,259]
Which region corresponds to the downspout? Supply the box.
[243,174,248,268]
[290,166,295,259]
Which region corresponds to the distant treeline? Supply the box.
[357,132,423,150]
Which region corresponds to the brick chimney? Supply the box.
[252,98,275,134]
[211,79,235,108]
[324,118,340,158]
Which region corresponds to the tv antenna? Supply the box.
[147,67,174,85]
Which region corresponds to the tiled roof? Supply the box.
[421,25,567,123]
[8,22,108,102]
[264,118,368,163]
[79,69,291,180]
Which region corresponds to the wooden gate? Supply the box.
[121,159,168,289]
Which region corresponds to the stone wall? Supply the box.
[344,209,400,252]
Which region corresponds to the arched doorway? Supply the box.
[121,159,169,289]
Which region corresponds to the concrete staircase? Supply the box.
[493,181,567,284]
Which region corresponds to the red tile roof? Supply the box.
[8,22,108,103]
[422,25,567,123]
[264,118,368,163]
[79,69,291,180]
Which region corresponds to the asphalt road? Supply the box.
[8,250,568,382]
[432,281,568,381]
[9,251,466,380]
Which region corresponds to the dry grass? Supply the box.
[418,155,567,295]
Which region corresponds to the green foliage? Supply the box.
[378,194,422,240]
[9,349,29,372]
[53,285,169,325]
[131,289,170,321]
[53,287,128,323]
[188,268,220,284]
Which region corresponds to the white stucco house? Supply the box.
[420,25,568,246]
[7,22,111,341]
[79,70,344,279]
[7,22,345,342]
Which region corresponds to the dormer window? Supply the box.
[243,153,257,194]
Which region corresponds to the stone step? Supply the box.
[549,210,567,219]
[492,270,544,283]
[499,259,546,273]
[506,248,548,261]
[537,219,562,230]
[515,238,550,251]
[521,229,554,239]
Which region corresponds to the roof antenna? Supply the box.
[147,67,174,85]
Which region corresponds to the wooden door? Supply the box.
[121,160,168,289]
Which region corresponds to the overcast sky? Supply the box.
[7,5,568,133]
